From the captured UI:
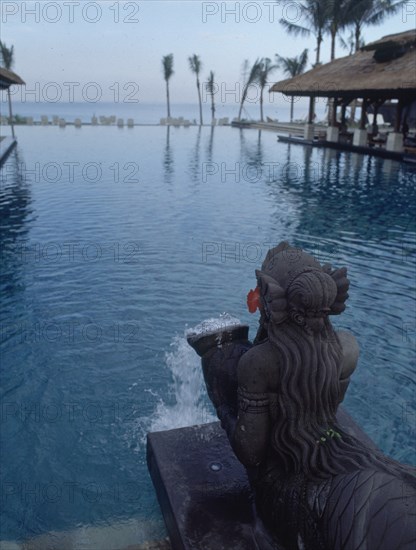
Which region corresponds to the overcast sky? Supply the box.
[2,0,416,104]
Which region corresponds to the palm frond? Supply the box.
[276,49,309,78]
[0,41,14,70]
[344,0,406,26]
[188,54,202,75]
[206,71,215,94]
[258,57,278,87]
[279,18,312,38]
[366,0,406,25]
[162,54,174,82]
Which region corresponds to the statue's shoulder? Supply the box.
[237,341,279,391]
[336,330,359,380]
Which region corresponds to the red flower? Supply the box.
[247,286,261,313]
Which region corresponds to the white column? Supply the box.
[353,128,367,147]
[304,123,314,140]
[386,132,403,153]
[326,126,339,143]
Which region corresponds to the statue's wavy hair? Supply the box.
[256,263,416,483]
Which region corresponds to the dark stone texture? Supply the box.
[148,242,416,549]
[146,408,377,550]
[147,422,260,550]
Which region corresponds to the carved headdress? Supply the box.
[255,241,349,337]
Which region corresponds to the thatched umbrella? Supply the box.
[0,67,25,138]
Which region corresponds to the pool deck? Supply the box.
[277,134,407,161]
[231,121,416,163]
[0,136,16,166]
[278,134,416,164]
[231,119,324,136]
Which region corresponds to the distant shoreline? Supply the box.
[0,120,316,136]
[0,100,327,126]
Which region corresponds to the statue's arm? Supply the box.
[227,350,271,467]
[336,330,359,403]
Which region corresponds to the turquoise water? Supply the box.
[1,126,415,546]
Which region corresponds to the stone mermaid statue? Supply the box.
[187,242,416,550]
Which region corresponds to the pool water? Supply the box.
[1,126,415,546]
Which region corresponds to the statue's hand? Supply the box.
[187,325,251,411]
[202,342,247,411]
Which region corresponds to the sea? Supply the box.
[0,99,328,125]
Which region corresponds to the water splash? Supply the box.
[144,333,216,436]
[185,312,242,337]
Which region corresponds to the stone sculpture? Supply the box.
[188,241,416,550]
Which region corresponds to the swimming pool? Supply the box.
[1,125,415,547]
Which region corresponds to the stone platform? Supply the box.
[147,408,377,550]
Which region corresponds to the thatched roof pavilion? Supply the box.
[0,67,25,90]
[271,30,415,101]
[271,30,415,151]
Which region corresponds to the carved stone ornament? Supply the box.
[188,242,416,550]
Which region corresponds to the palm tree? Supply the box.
[238,58,261,121]
[323,0,353,123]
[279,1,327,124]
[258,58,278,122]
[0,41,15,137]
[162,54,174,119]
[276,49,309,123]
[279,0,327,67]
[188,54,203,125]
[344,0,407,53]
[324,0,353,60]
[342,0,405,122]
[206,71,216,124]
